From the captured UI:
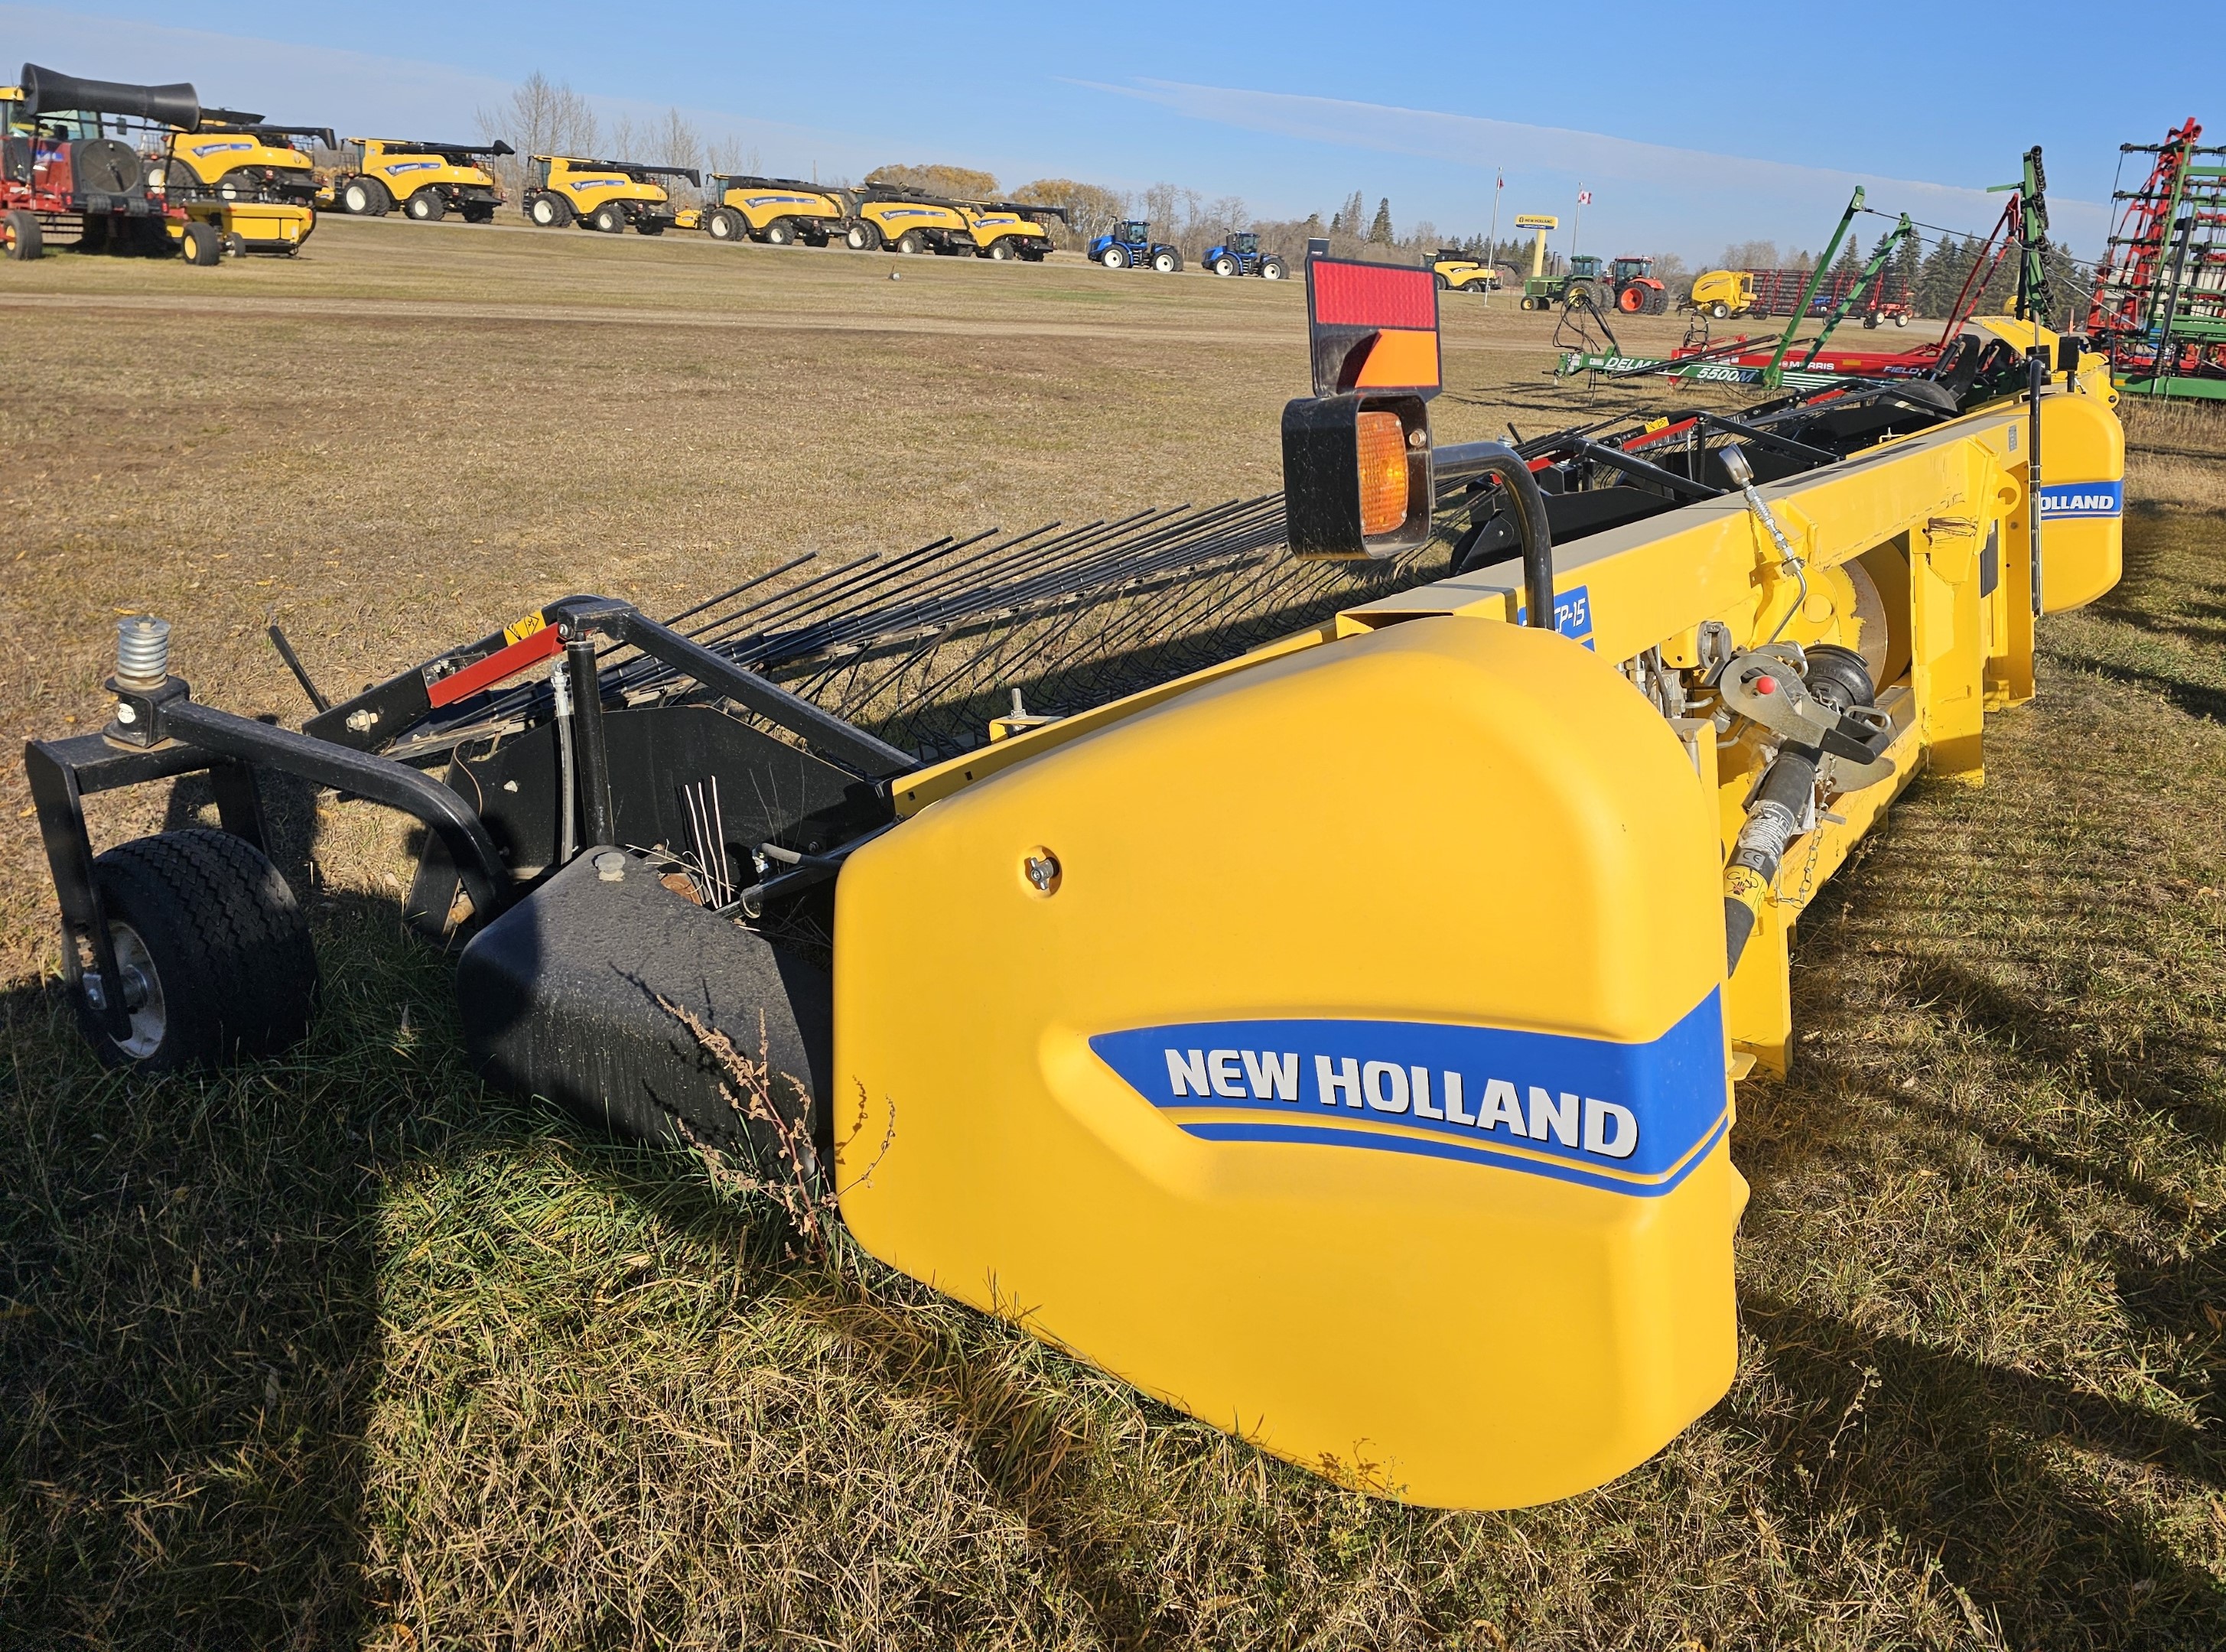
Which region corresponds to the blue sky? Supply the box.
[12,1,2221,261]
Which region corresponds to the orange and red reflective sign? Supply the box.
[1306,256,1442,399]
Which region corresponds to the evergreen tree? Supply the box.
[1334,190,1364,236]
[1914,235,1965,318]
[1892,230,1923,307]
[1831,237,1864,281]
[1368,197,1395,243]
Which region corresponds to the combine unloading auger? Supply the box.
[24,252,2124,1511]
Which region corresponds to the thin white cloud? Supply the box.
[0,5,875,174]
[1074,77,2106,260]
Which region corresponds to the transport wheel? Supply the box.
[342,177,389,216]
[591,202,626,233]
[707,206,744,240]
[763,216,796,246]
[223,231,249,259]
[1260,256,1285,279]
[986,239,1014,261]
[76,829,317,1073]
[181,221,224,265]
[1100,246,1127,269]
[405,190,444,223]
[1893,313,1909,327]
[2,208,42,261]
[845,220,880,251]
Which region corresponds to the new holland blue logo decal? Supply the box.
[190,141,255,156]
[385,161,439,174]
[2036,480,2122,519]
[1090,989,1726,1196]
[1513,583,1596,650]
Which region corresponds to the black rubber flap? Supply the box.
[457,847,831,1179]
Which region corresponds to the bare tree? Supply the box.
[1014,178,1128,248]
[476,70,599,197]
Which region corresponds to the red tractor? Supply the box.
[2,63,210,264]
[1607,255,1669,314]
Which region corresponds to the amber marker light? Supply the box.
[1355,410,1411,537]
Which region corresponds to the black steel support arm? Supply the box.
[552,599,916,779]
[1432,441,1559,631]
[160,700,512,919]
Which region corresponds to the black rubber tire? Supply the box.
[708,205,745,241]
[636,219,665,236]
[223,231,249,259]
[1432,269,1448,291]
[405,189,444,223]
[896,229,924,255]
[462,203,495,224]
[1216,255,1238,277]
[1100,245,1128,269]
[591,201,626,234]
[763,216,795,246]
[342,177,389,216]
[215,169,258,201]
[80,829,317,1072]
[182,220,224,266]
[985,238,1014,261]
[2,207,41,261]
[529,192,571,229]
[845,220,880,252]
[1151,248,1181,273]
[1259,256,1286,280]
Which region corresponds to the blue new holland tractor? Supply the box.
[1202,231,1288,280]
[1089,219,1183,272]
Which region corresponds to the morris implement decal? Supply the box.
[1090,989,1727,1196]
[2037,480,2123,519]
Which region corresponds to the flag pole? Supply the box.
[1486,169,1502,307]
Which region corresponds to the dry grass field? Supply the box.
[3,216,2225,1649]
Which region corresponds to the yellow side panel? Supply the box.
[835,616,1741,1511]
[2036,387,2126,614]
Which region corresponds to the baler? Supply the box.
[24,255,2123,1511]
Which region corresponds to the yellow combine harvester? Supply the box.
[156,112,329,258]
[27,249,2118,1514]
[523,154,700,234]
[327,136,510,222]
[850,183,1064,259]
[688,174,851,245]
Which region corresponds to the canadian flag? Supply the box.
[1577,190,1593,206]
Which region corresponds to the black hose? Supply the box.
[1723,741,1820,972]
[1433,441,1557,629]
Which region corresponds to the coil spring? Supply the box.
[116,616,171,682]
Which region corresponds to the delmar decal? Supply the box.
[1089,989,1726,1196]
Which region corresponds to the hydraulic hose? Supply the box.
[1723,741,1821,972]
[1433,441,1557,630]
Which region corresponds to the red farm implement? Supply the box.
[2088,119,2226,400]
